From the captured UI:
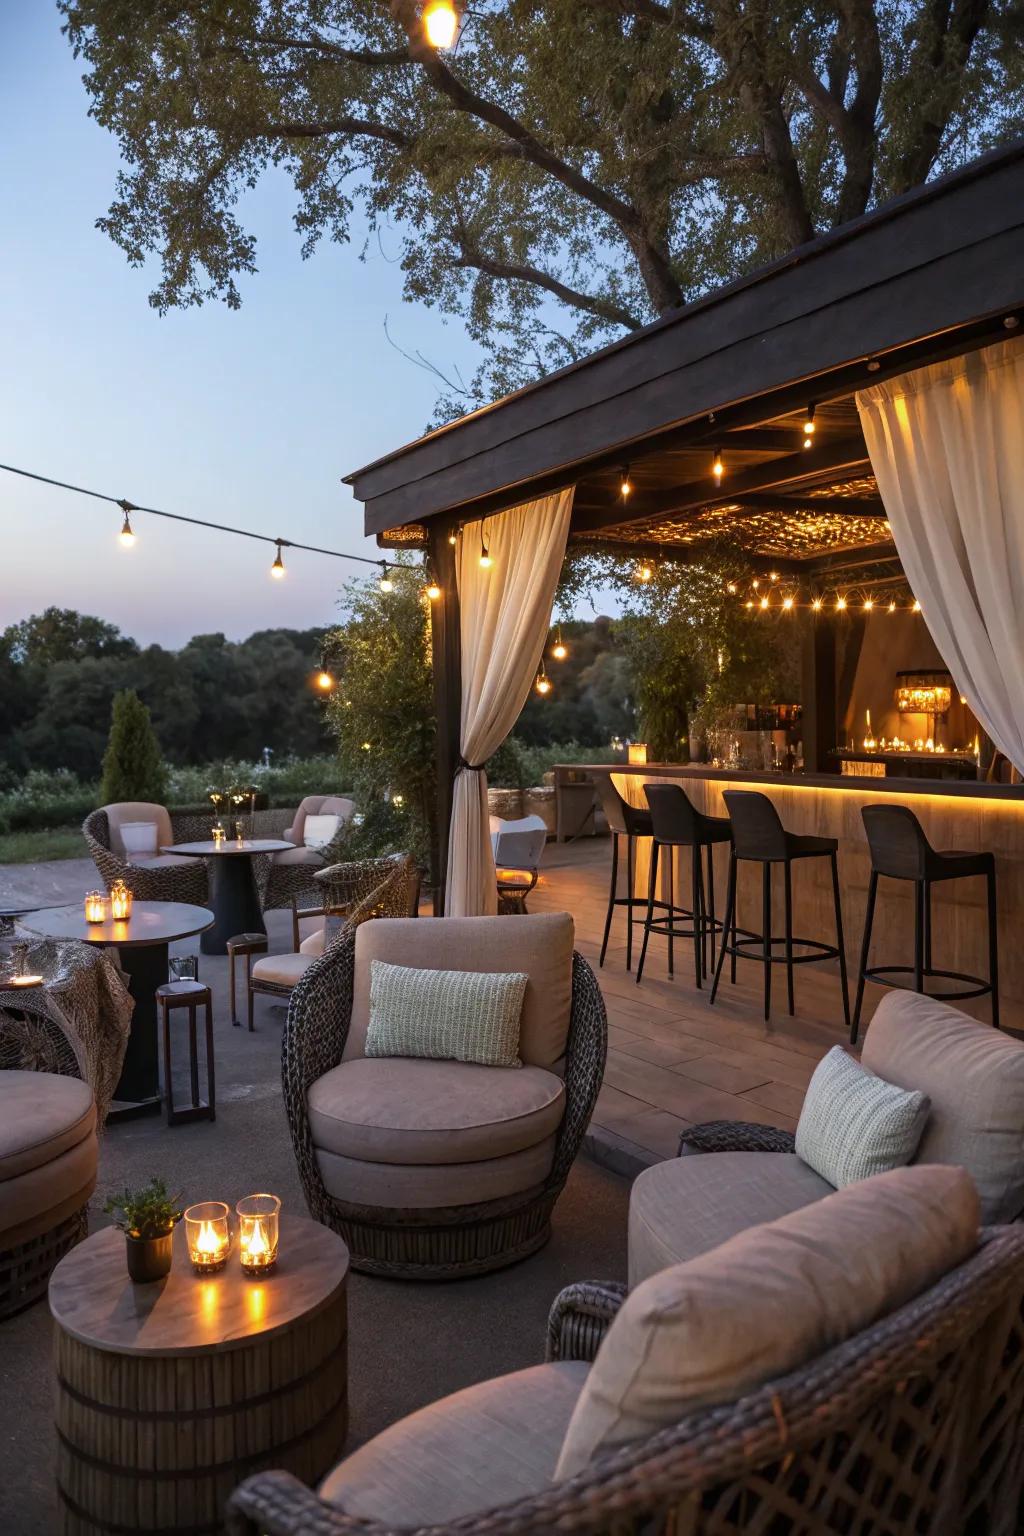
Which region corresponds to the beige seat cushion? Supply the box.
[271,844,326,868]
[0,1137,98,1243]
[134,853,198,870]
[863,990,1024,1222]
[316,1137,556,1209]
[287,795,355,845]
[252,953,314,989]
[308,1058,564,1164]
[347,913,574,1069]
[0,1072,96,1181]
[629,1151,834,1288]
[558,1164,979,1478]
[103,802,172,860]
[321,1361,589,1524]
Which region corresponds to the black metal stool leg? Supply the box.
[830,850,851,1030]
[783,862,795,1016]
[636,841,658,984]
[188,1004,200,1109]
[710,853,736,1005]
[730,861,738,986]
[161,1000,173,1124]
[626,834,636,972]
[924,879,933,973]
[599,832,619,967]
[987,867,1000,1029]
[914,878,925,994]
[690,846,701,988]
[761,863,772,1021]
[851,870,878,1045]
[694,850,708,986]
[706,845,716,976]
[666,846,675,977]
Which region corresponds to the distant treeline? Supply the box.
[0,607,333,780]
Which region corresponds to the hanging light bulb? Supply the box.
[744,600,754,609]
[911,598,922,613]
[863,597,874,611]
[551,625,568,661]
[759,594,770,610]
[638,563,653,583]
[812,596,823,612]
[836,595,847,611]
[769,571,779,583]
[118,509,135,548]
[619,466,633,500]
[782,595,794,611]
[315,667,334,691]
[271,541,285,579]
[803,402,816,449]
[448,529,458,546]
[752,579,760,590]
[479,523,492,568]
[712,448,724,482]
[888,600,897,614]
[426,581,441,601]
[379,561,394,593]
[535,664,552,696]
[423,0,459,48]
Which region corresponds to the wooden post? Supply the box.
[801,615,837,773]
[428,520,462,914]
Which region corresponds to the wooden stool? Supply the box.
[156,980,215,1125]
[227,932,269,1030]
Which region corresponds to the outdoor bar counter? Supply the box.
[580,763,1024,1006]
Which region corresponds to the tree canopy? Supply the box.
[63,0,1024,411]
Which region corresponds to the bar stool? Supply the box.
[851,804,999,1043]
[156,980,215,1126]
[593,775,659,970]
[227,932,269,1029]
[710,790,850,1026]
[636,783,732,987]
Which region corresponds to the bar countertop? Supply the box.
[564,761,1024,802]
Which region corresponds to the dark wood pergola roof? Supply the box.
[346,138,1024,579]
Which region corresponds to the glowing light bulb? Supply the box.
[769,571,779,583]
[836,596,847,611]
[888,601,896,614]
[426,583,441,601]
[448,530,458,546]
[271,542,285,578]
[361,741,372,751]
[912,599,921,612]
[712,449,724,481]
[726,582,737,595]
[812,596,823,611]
[423,0,459,48]
[638,564,652,583]
[535,667,551,695]
[759,595,769,610]
[863,597,874,611]
[119,510,135,547]
[619,466,632,499]
[379,562,394,593]
[782,595,794,611]
[803,403,816,444]
[479,548,492,569]
[315,669,334,691]
[744,600,754,609]
[551,626,568,660]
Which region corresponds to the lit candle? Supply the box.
[184,1202,231,1274]
[109,880,133,921]
[10,974,43,988]
[237,1193,280,1276]
[84,891,107,924]
[627,742,648,765]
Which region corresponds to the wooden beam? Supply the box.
[573,438,871,534]
[428,520,461,915]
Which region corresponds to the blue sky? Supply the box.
[0,5,484,646]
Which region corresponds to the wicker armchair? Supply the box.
[227,1225,1024,1536]
[282,915,607,1278]
[258,797,356,916]
[0,1006,97,1318]
[83,804,215,904]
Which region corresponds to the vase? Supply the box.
[125,1231,174,1283]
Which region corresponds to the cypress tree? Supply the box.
[100,689,167,803]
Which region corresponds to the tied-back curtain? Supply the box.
[446,487,574,916]
[857,336,1024,773]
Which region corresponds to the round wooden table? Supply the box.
[19,903,213,1120]
[50,1215,349,1536]
[162,840,295,955]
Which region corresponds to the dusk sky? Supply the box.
[0,5,490,647]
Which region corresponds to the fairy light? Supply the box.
[315,668,334,691]
[426,582,441,601]
[271,541,285,579]
[423,0,459,48]
[726,582,737,595]
[803,403,816,449]
[888,600,897,614]
[638,563,653,583]
[551,625,568,660]
[912,599,921,612]
[448,529,458,546]
[812,596,823,612]
[479,523,492,569]
[619,466,633,500]
[769,571,779,583]
[782,595,794,611]
[712,448,724,482]
[752,579,760,590]
[119,510,135,547]
[863,597,874,611]
[379,561,394,593]
[535,663,552,695]
[836,595,847,611]
[759,595,770,610]
[744,600,754,609]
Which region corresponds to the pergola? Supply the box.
[346,138,1024,901]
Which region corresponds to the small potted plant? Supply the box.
[104,1178,183,1283]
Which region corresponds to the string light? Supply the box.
[712,448,724,482]
[361,741,372,751]
[836,596,847,611]
[551,625,568,660]
[888,600,897,614]
[426,582,441,601]
[759,595,770,610]
[379,561,394,593]
[423,0,459,48]
[479,523,492,569]
[803,403,816,449]
[637,563,653,583]
[535,663,552,696]
[315,668,334,691]
[812,596,823,611]
[782,595,794,611]
[752,579,760,589]
[119,509,135,548]
[619,466,633,500]
[769,571,779,583]
[271,541,285,579]
[912,599,922,612]
[744,600,754,609]
[863,597,874,611]
[726,582,737,595]
[448,529,458,546]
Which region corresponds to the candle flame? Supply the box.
[245,1218,270,1258]
[196,1220,224,1256]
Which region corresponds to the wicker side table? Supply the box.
[49,1216,349,1535]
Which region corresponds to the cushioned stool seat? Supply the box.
[319,1361,589,1524]
[629,1150,833,1287]
[251,952,316,989]
[0,1072,98,1254]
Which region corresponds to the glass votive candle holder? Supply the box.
[236,1193,280,1276]
[184,1202,231,1274]
[109,880,133,921]
[84,891,108,924]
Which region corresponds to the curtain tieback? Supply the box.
[457,757,486,773]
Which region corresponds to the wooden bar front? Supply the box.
[585,764,1022,1006]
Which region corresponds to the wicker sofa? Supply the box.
[227,1177,1024,1536]
[282,912,607,1278]
[0,1006,98,1319]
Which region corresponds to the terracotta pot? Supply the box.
[125,1231,174,1284]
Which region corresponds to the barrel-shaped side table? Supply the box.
[49,1216,349,1535]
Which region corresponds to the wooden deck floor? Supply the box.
[528,834,1002,1170]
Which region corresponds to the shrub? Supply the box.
[100,690,167,803]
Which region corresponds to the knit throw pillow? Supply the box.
[365,960,528,1068]
[795,1046,930,1187]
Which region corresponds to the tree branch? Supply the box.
[452,247,645,330]
[218,30,410,69]
[240,117,412,148]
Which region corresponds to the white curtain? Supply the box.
[446,487,574,915]
[857,336,1024,773]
